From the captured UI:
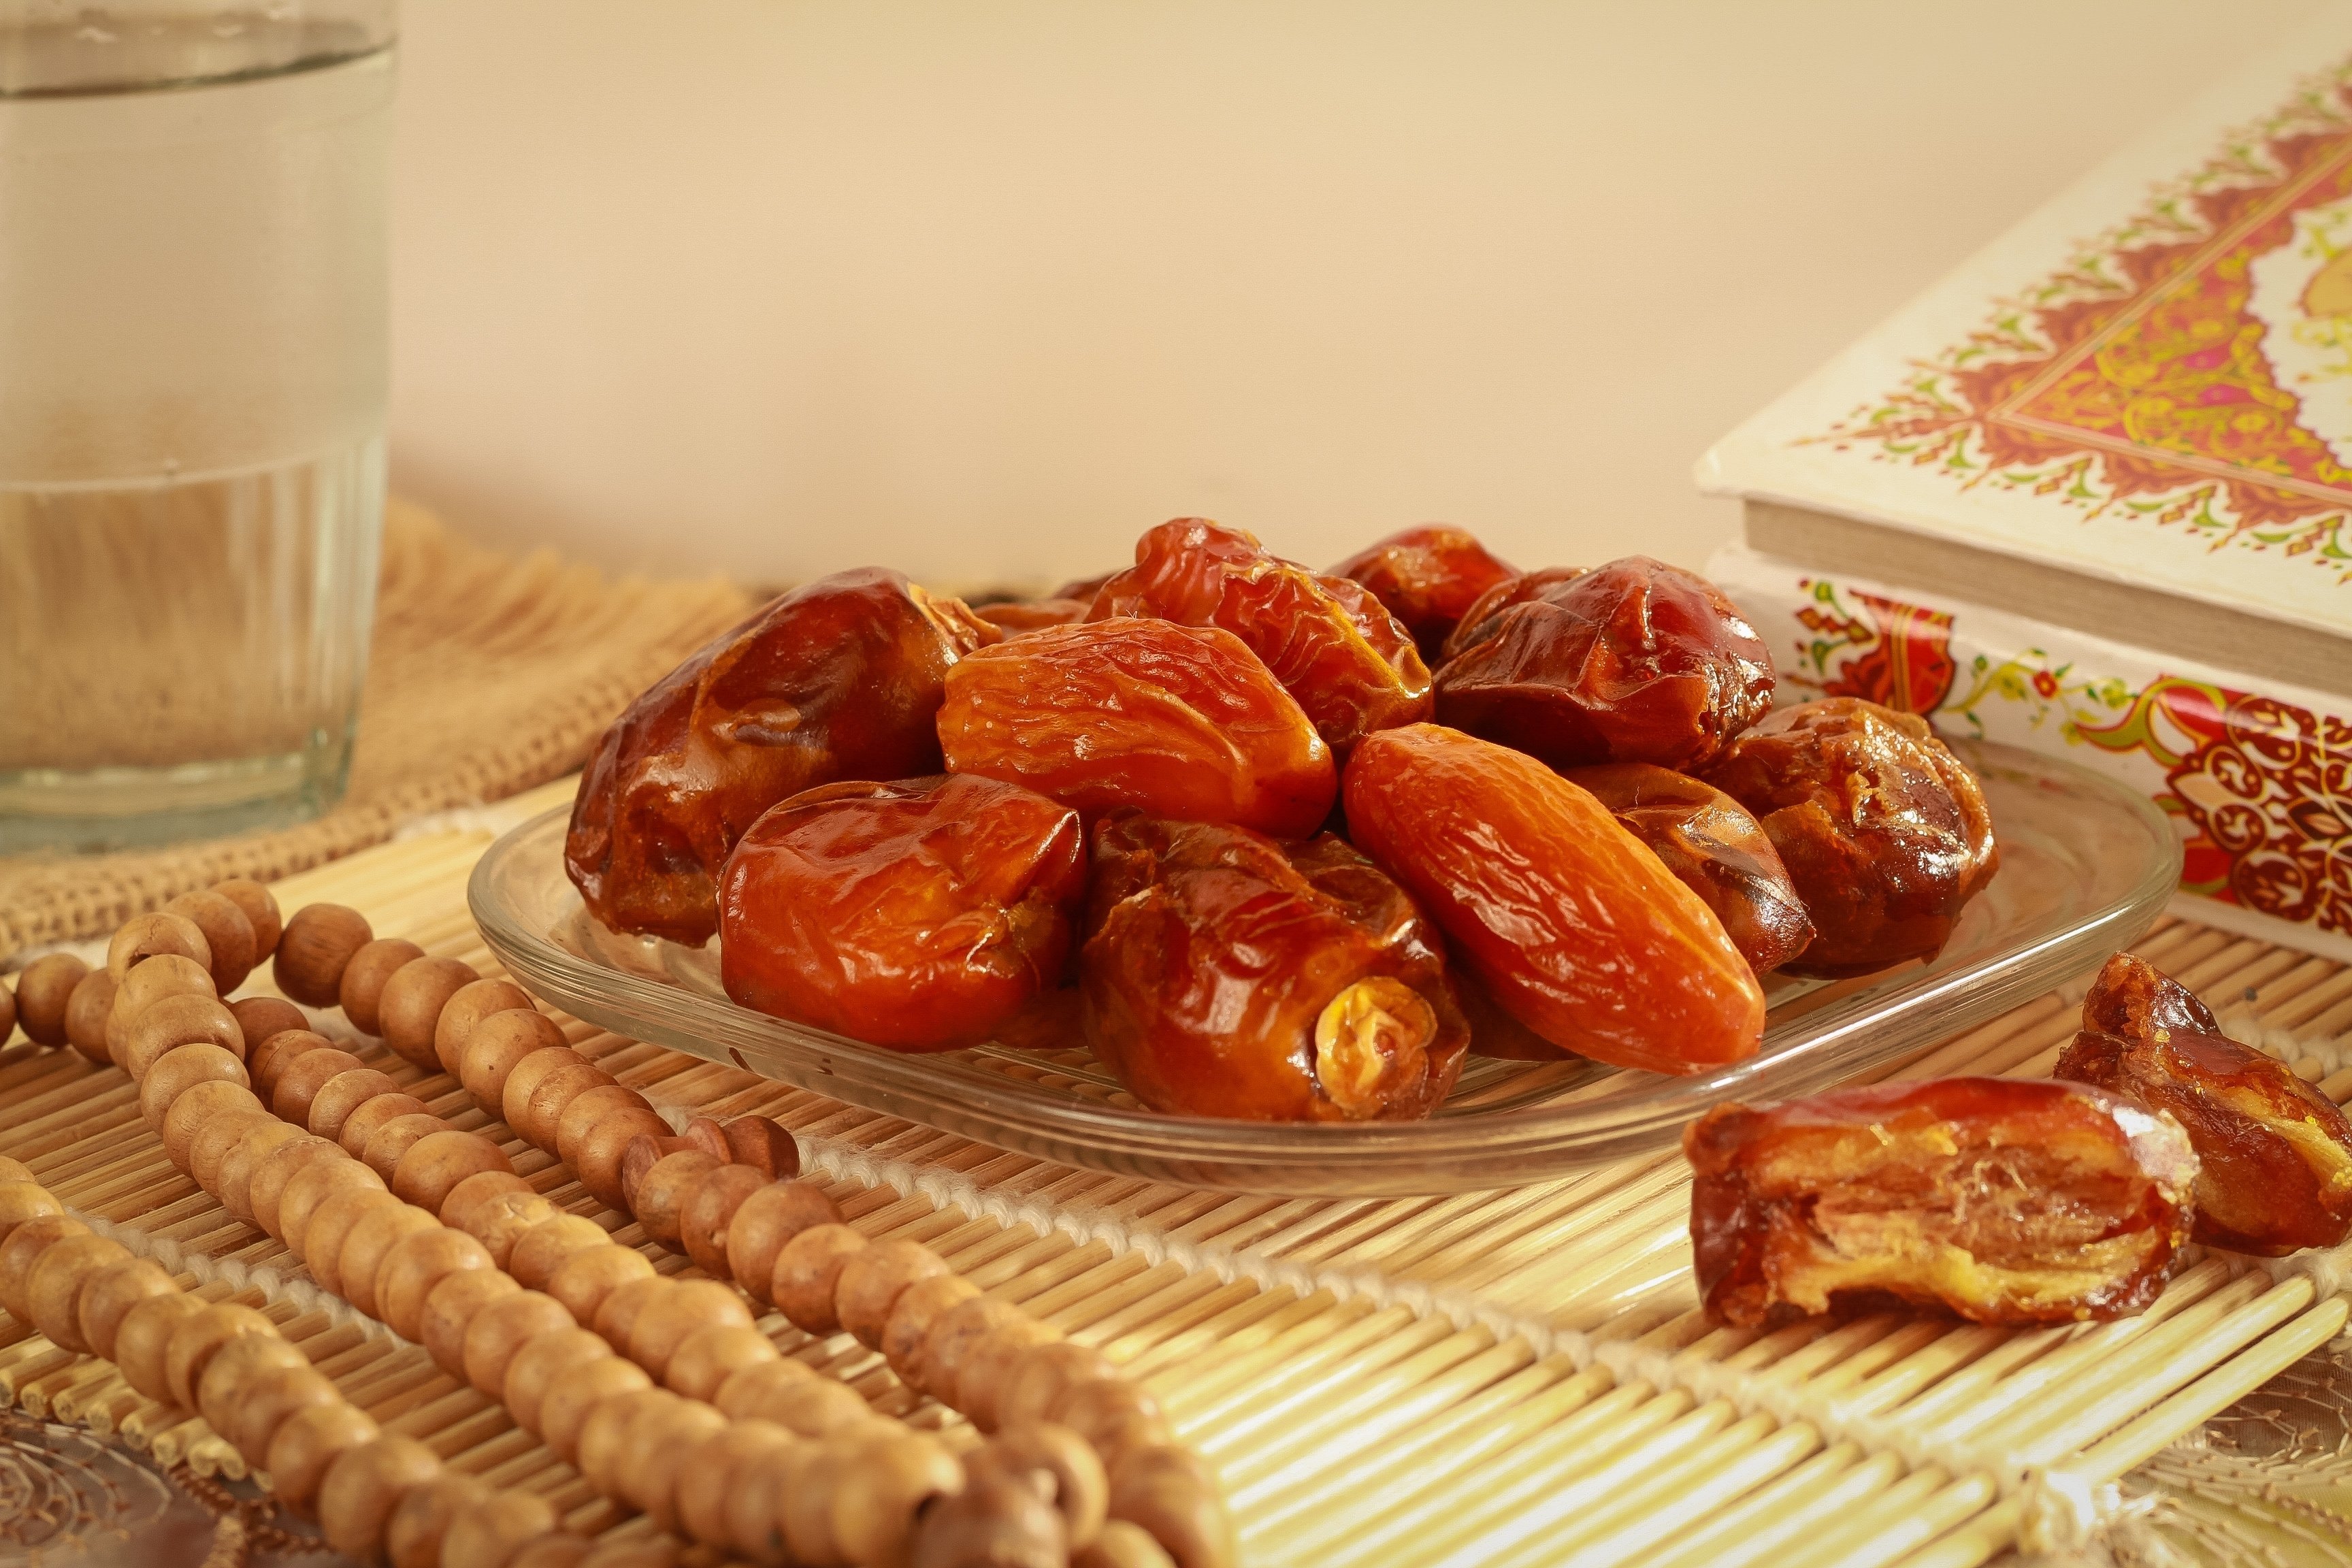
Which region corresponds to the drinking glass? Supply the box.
[0,1,396,852]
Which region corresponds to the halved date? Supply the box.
[1088,518,1433,754]
[1081,815,1467,1121]
[1561,763,1814,975]
[717,774,1085,1051]
[937,618,1336,839]
[1343,723,1764,1074]
[1686,1077,2199,1326]
[2056,953,2352,1256]
[1328,525,1518,666]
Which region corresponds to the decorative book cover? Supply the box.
[1699,15,2352,962]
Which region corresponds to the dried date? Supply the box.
[1343,723,1764,1074]
[718,774,1085,1051]
[567,568,998,944]
[1328,525,1518,665]
[1561,763,1813,974]
[2055,953,2352,1255]
[1701,697,1996,977]
[1685,1077,2199,1326]
[1080,815,1468,1120]
[1088,518,1432,753]
[936,618,1336,839]
[1437,567,1588,664]
[1433,556,1774,770]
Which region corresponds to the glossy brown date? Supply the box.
[566,568,998,945]
[1088,518,1432,754]
[717,774,1085,1051]
[1080,815,1468,1121]
[1701,697,1997,977]
[975,598,1091,636]
[1343,723,1764,1075]
[1328,525,1518,665]
[1561,764,1813,975]
[1685,1077,2199,1326]
[936,617,1336,840]
[2056,953,2352,1256]
[1437,566,1588,664]
[1433,557,1774,770]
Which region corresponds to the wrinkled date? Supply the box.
[1080,815,1469,1120]
[1433,556,1775,771]
[566,568,998,944]
[1437,566,1589,664]
[1328,525,1518,665]
[1343,723,1764,1074]
[936,618,1337,839]
[975,598,1092,635]
[717,774,1086,1051]
[2057,953,2352,1255]
[1563,763,1814,975]
[1088,518,1433,753]
[1701,698,1997,977]
[1685,1077,2200,1326]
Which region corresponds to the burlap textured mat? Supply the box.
[0,502,751,960]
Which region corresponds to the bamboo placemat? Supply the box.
[6,778,2352,1567]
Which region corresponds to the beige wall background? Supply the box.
[387,0,2337,591]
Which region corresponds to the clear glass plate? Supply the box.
[469,740,2181,1196]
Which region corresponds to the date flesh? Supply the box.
[1328,525,1518,665]
[1088,518,1433,754]
[717,774,1085,1051]
[976,598,1092,635]
[2056,953,2352,1255]
[1081,815,1468,1121]
[1701,698,1997,977]
[1686,1077,2199,1326]
[1437,566,1589,664]
[1433,557,1774,770]
[566,568,998,945]
[937,618,1337,840]
[1561,764,1814,975]
[1343,723,1764,1075]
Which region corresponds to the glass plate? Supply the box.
[470,740,2180,1196]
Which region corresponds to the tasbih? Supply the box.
[0,879,1231,1568]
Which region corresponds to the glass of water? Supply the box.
[0,2,395,853]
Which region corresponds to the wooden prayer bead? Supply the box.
[879,1274,980,1379]
[1056,1382,1173,1471]
[165,889,259,992]
[189,1109,278,1193]
[78,1257,175,1361]
[378,956,479,1069]
[665,1322,780,1404]
[675,1418,797,1558]
[387,1473,491,1568]
[218,1120,308,1224]
[564,1102,670,1211]
[912,1475,1068,1568]
[433,979,532,1075]
[214,879,283,960]
[62,968,116,1064]
[0,1181,61,1250]
[227,1364,341,1469]
[955,1318,1060,1433]
[513,1058,615,1151]
[393,1130,514,1215]
[465,1190,562,1269]
[109,951,214,1047]
[108,910,211,983]
[619,1399,728,1533]
[0,1213,89,1319]
[507,1213,609,1291]
[718,1360,874,1438]
[161,1079,262,1170]
[163,1301,276,1410]
[910,1294,1022,1403]
[277,1156,387,1260]
[499,1326,610,1434]
[250,1027,333,1100]
[320,1435,445,1565]
[725,1182,843,1308]
[536,1355,651,1465]
[836,1241,948,1352]
[26,1232,130,1352]
[276,903,374,1007]
[781,1433,868,1567]
[112,1292,206,1402]
[773,1224,870,1334]
[270,1401,380,1518]
[680,1163,768,1277]
[340,1202,442,1320]
[545,1240,655,1326]
[307,1068,402,1141]
[229,994,307,1053]
[376,1227,493,1343]
[438,1169,534,1232]
[723,1115,802,1179]
[626,1277,753,1381]
[831,1429,965,1568]
[970,1423,1109,1551]
[300,1186,405,1296]
[1105,1446,1233,1568]
[340,1093,434,1159]
[461,1289,575,1397]
[461,1011,569,1111]
[627,1147,722,1251]
[575,1386,681,1499]
[498,1047,589,1137]
[576,1544,678,1568]
[122,994,245,1081]
[724,1428,812,1567]
[340,938,427,1037]
[274,1047,368,1126]
[1073,1521,1176,1568]
[14,952,88,1047]
[137,1041,250,1127]
[441,1490,559,1568]
[0,976,12,1046]
[419,1267,522,1379]
[197,1332,310,1432]
[361,1113,451,1182]
[248,1135,339,1240]
[508,1537,591,1568]
[0,1159,27,1185]
[996,1343,1117,1437]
